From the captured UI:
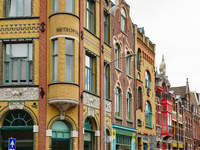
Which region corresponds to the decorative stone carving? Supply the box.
[88,107,95,117]
[0,87,39,101]
[48,98,79,120]
[159,55,166,77]
[9,102,24,110]
[83,92,100,109]
[106,101,111,112]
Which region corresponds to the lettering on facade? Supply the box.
[56,27,79,36]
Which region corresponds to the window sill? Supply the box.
[115,116,123,120]
[127,74,133,79]
[127,119,133,123]
[49,12,79,20]
[121,30,128,37]
[83,90,100,98]
[0,16,39,20]
[0,84,39,88]
[104,41,111,48]
[145,126,152,129]
[115,67,122,73]
[48,82,79,87]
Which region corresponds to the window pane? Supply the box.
[53,40,58,54]
[54,56,58,81]
[54,0,58,13]
[63,132,70,138]
[29,62,33,82]
[57,132,63,138]
[65,39,73,54]
[86,11,90,29]
[65,56,72,81]
[5,63,9,83]
[11,44,27,57]
[29,43,33,60]
[163,114,166,124]
[24,0,31,16]
[66,0,73,13]
[20,59,26,82]
[9,0,16,16]
[12,59,18,82]
[85,55,90,67]
[17,0,23,16]
[5,44,10,60]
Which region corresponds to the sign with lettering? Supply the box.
[56,27,79,36]
[116,129,133,136]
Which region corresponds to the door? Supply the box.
[143,143,147,150]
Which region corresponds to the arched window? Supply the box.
[7,0,31,17]
[137,49,141,70]
[115,84,121,117]
[138,87,142,107]
[86,0,95,33]
[127,90,131,120]
[1,110,33,150]
[52,121,71,149]
[115,43,120,69]
[137,72,140,80]
[145,70,151,96]
[145,101,151,127]
[121,8,126,32]
[127,52,131,75]
[84,118,94,150]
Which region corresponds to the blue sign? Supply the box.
[8,138,16,150]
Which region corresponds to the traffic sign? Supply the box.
[8,138,16,150]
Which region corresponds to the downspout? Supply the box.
[133,23,136,129]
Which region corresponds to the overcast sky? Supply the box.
[123,0,200,92]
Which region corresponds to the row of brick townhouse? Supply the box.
[1,0,200,149]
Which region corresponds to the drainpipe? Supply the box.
[133,24,136,129]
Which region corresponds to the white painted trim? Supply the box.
[46,129,52,137]
[50,35,79,42]
[95,130,100,137]
[70,131,78,137]
[33,125,39,132]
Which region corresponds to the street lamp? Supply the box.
[102,53,136,150]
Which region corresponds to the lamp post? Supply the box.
[103,53,135,150]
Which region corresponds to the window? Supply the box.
[126,52,131,75]
[4,43,33,84]
[145,70,150,96]
[127,91,131,120]
[104,64,110,99]
[172,99,175,111]
[1,110,33,149]
[84,118,94,150]
[7,0,31,17]
[52,40,58,82]
[137,119,141,126]
[145,101,151,127]
[163,114,167,131]
[53,0,73,13]
[115,84,121,117]
[138,87,142,107]
[163,106,166,111]
[85,54,94,92]
[86,0,95,33]
[52,121,70,150]
[66,0,73,13]
[121,8,126,32]
[137,49,141,71]
[104,11,110,44]
[179,102,181,114]
[65,39,74,82]
[115,43,120,68]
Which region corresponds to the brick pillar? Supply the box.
[100,0,104,149]
[78,0,84,150]
[38,0,47,148]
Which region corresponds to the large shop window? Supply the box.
[86,0,95,33]
[85,54,94,92]
[116,134,131,150]
[115,84,121,117]
[1,110,33,150]
[7,0,31,17]
[145,101,151,127]
[52,121,70,150]
[4,43,33,84]
[84,118,94,150]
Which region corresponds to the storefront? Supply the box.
[112,124,137,150]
